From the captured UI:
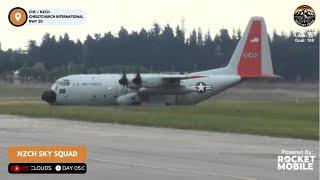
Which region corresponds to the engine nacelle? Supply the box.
[128,77,162,89]
[116,92,141,105]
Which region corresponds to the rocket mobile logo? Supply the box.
[294,5,316,27]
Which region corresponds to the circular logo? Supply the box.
[294,5,316,27]
[8,7,28,27]
[55,165,61,171]
[194,82,212,94]
[12,165,20,172]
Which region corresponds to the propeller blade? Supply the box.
[118,73,128,87]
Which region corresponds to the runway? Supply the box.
[0,115,318,180]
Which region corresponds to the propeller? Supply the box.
[132,73,142,85]
[118,73,128,87]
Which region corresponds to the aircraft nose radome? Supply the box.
[41,90,56,104]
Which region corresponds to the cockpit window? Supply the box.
[59,89,66,94]
[56,79,70,86]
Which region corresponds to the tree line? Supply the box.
[0,23,318,81]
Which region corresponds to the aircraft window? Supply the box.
[57,79,70,86]
[59,89,66,94]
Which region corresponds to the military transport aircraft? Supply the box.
[41,17,278,106]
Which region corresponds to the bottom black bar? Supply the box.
[8,163,86,174]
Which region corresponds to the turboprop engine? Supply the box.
[116,92,141,105]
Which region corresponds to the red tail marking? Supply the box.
[237,20,262,77]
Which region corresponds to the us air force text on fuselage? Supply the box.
[27,9,86,25]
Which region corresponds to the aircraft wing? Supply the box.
[135,74,207,95]
[142,74,207,87]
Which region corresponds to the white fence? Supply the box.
[0,75,58,85]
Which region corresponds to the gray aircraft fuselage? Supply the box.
[46,73,241,106]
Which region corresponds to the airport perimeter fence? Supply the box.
[0,75,57,85]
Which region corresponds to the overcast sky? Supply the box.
[1,0,319,50]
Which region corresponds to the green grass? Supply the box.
[0,100,318,140]
[0,85,46,99]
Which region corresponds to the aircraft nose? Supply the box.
[41,90,56,104]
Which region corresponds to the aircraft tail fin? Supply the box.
[225,17,275,78]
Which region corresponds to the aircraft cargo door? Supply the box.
[104,76,118,105]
